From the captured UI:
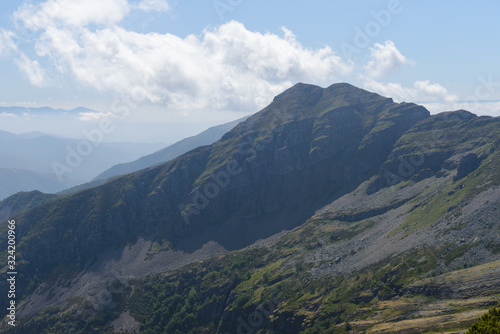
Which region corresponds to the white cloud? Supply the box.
[16,8,353,112]
[22,112,34,121]
[424,100,500,116]
[413,80,457,102]
[364,40,409,79]
[1,28,47,87]
[364,78,458,105]
[468,101,500,117]
[0,112,17,118]
[0,30,18,55]
[361,78,500,115]
[15,0,130,29]
[135,0,170,12]
[360,40,465,114]
[14,53,47,87]
[79,111,118,121]
[16,101,38,106]
[17,2,477,118]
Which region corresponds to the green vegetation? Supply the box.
[468,304,500,333]
[128,248,269,333]
[2,303,114,334]
[125,228,459,333]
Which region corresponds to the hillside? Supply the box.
[0,191,58,223]
[0,83,498,333]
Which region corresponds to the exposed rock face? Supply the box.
[366,110,485,194]
[455,153,481,180]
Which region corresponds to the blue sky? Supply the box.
[0,0,499,142]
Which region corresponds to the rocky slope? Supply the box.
[0,83,499,333]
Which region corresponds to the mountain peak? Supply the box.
[272,82,393,109]
[223,82,423,142]
[69,107,98,113]
[272,82,324,103]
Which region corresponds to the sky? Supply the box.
[0,0,499,143]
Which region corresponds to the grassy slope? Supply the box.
[0,191,58,222]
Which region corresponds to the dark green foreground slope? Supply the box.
[1,83,499,333]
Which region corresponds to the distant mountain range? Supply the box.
[0,128,165,200]
[94,116,249,181]
[0,83,498,333]
[0,114,248,201]
[0,168,65,200]
[0,106,95,114]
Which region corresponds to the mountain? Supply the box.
[0,130,18,141]
[94,116,249,181]
[0,132,166,180]
[0,168,67,200]
[16,131,57,140]
[0,116,245,212]
[0,191,58,223]
[0,83,499,333]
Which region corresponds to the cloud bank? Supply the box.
[5,0,486,117]
[13,0,353,112]
[361,40,458,109]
